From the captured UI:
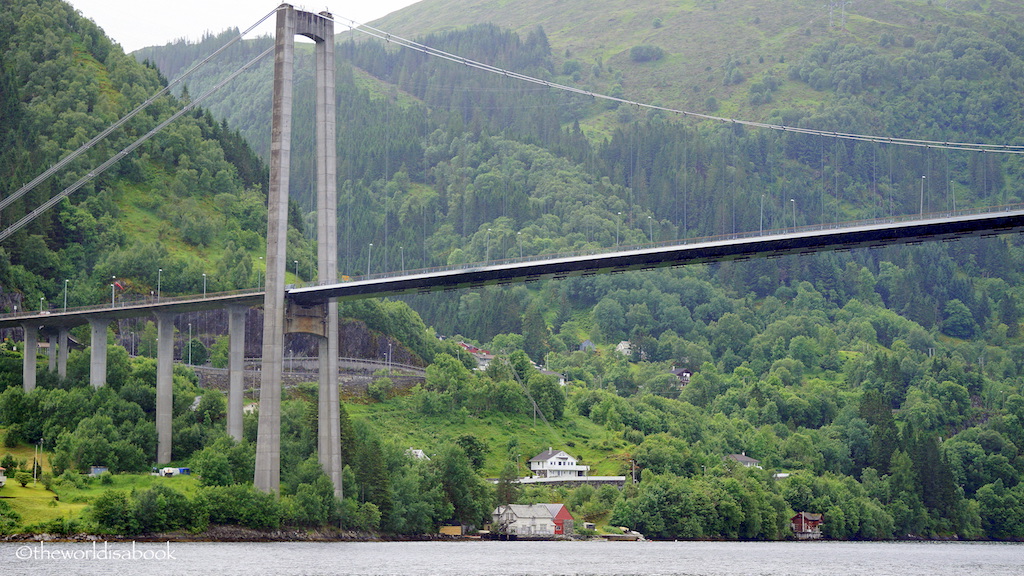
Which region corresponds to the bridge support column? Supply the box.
[155,312,175,464]
[88,318,111,389]
[255,4,337,495]
[255,5,297,494]
[227,305,247,442]
[47,333,57,373]
[58,327,68,380]
[21,323,37,392]
[314,7,342,498]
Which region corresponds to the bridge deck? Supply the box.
[3,208,1023,328]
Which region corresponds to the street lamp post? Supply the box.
[110,283,115,308]
[760,194,765,234]
[202,273,207,298]
[400,246,404,275]
[648,215,653,242]
[293,260,299,280]
[63,279,68,312]
[616,212,622,246]
[920,175,926,215]
[367,244,373,276]
[790,199,796,231]
[517,232,523,258]
[257,257,263,290]
[485,228,491,262]
[157,268,162,302]
[39,297,44,313]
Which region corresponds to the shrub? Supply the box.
[629,45,665,63]
[368,377,393,402]
[91,490,138,534]
[0,499,21,534]
[201,484,280,529]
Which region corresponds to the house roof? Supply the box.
[495,503,571,521]
[544,503,574,521]
[530,449,572,462]
[726,453,760,465]
[792,512,823,522]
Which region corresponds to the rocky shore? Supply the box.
[1,526,465,543]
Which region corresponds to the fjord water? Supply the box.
[4,540,1022,575]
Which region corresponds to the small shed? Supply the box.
[439,525,464,536]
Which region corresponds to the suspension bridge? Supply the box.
[4,4,1024,496]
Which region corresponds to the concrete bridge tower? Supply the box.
[254,4,341,495]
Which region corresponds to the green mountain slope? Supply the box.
[0,0,305,311]
[374,0,1024,124]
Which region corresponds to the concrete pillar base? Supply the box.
[155,312,175,464]
[21,323,37,392]
[227,305,247,442]
[88,318,111,389]
[58,328,69,380]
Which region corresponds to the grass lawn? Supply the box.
[1,480,86,528]
[1,473,201,531]
[2,428,201,530]
[345,396,634,478]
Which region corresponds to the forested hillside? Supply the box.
[2,0,1024,540]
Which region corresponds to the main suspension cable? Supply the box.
[0,44,275,243]
[339,17,1024,154]
[0,7,279,214]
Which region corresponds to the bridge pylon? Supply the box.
[255,4,341,496]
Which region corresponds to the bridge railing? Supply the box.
[0,288,263,320]
[298,202,1024,287]
[6,203,1024,318]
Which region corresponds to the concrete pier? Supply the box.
[58,327,68,380]
[88,318,111,388]
[47,333,56,373]
[227,305,247,442]
[21,322,37,392]
[155,312,175,464]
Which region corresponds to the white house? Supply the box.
[492,503,574,535]
[0,465,6,487]
[726,453,762,468]
[529,448,590,478]
[406,448,430,460]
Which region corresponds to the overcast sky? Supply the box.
[67,1,423,53]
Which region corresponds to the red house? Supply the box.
[550,503,574,535]
[492,503,575,535]
[791,512,823,539]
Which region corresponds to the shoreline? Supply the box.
[0,526,462,543]
[2,528,1004,544]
